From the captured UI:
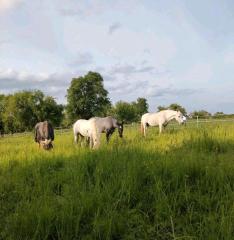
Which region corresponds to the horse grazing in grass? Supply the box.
[91,116,124,142]
[73,118,100,149]
[141,110,185,136]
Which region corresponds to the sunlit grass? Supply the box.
[0,123,234,239]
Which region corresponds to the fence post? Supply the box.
[197,116,199,128]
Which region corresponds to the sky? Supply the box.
[0,0,234,113]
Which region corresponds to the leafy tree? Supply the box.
[190,110,211,119]
[111,101,137,123]
[157,105,167,111]
[0,95,6,134]
[157,103,186,115]
[66,72,111,122]
[38,96,63,126]
[213,112,224,118]
[2,90,63,133]
[168,103,186,115]
[132,97,148,121]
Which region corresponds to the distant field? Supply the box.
[1,122,234,239]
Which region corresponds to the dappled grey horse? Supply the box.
[92,116,124,142]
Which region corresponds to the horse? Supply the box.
[91,116,124,142]
[141,110,185,136]
[34,121,54,150]
[73,118,100,149]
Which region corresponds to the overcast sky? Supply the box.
[1,0,234,113]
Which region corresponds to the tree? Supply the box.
[2,90,63,133]
[213,112,224,119]
[66,72,111,122]
[38,96,63,126]
[168,103,186,115]
[111,101,137,123]
[190,110,211,119]
[0,94,6,135]
[157,103,187,115]
[157,105,167,111]
[132,97,148,121]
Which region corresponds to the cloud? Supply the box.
[110,63,155,75]
[0,0,23,12]
[69,52,93,67]
[59,8,82,17]
[0,69,76,102]
[146,86,202,98]
[108,22,122,35]
[0,39,10,46]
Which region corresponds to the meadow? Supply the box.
[0,122,234,239]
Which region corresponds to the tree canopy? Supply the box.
[109,98,148,123]
[66,72,111,122]
[157,103,187,115]
[0,90,63,134]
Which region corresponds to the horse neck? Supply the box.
[111,118,118,128]
[166,111,177,122]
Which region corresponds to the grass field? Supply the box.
[0,122,234,239]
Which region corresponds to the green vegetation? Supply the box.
[1,122,234,239]
[0,90,63,133]
[109,98,149,123]
[157,103,187,115]
[66,72,111,122]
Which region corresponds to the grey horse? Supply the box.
[91,116,124,142]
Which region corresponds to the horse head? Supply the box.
[175,111,184,124]
[117,121,124,138]
[40,139,53,150]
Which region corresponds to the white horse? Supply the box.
[73,118,100,149]
[141,110,185,136]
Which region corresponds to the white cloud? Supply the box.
[69,52,93,67]
[108,23,122,35]
[0,0,22,12]
[0,68,76,102]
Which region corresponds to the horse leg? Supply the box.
[85,136,90,146]
[89,136,93,149]
[106,129,113,142]
[159,124,163,134]
[143,124,147,137]
[106,132,112,142]
[74,132,79,144]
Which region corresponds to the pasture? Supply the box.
[0,122,234,239]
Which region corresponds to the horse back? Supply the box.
[95,116,115,131]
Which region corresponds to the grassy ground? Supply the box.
[0,123,234,239]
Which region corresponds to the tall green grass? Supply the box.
[0,123,234,239]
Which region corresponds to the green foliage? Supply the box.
[1,90,63,133]
[191,110,212,119]
[0,123,234,239]
[212,112,234,119]
[168,103,187,115]
[109,98,148,123]
[111,101,137,123]
[157,103,187,115]
[157,105,167,111]
[132,97,149,121]
[66,72,111,122]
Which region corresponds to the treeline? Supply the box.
[0,91,63,134]
[0,71,233,134]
